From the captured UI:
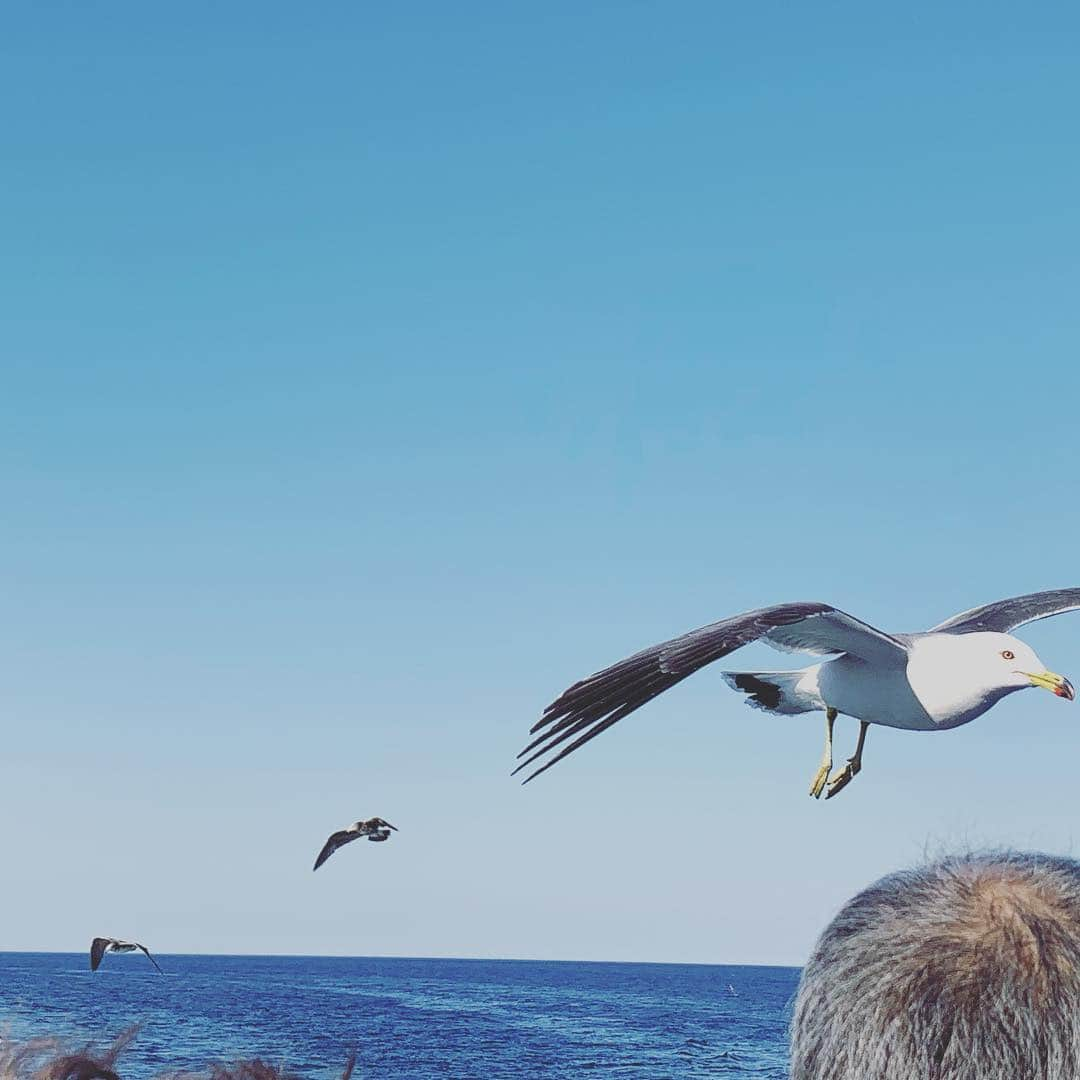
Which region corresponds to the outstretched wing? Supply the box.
[136,943,164,974]
[514,602,906,783]
[930,588,1080,635]
[313,830,356,871]
[90,937,111,971]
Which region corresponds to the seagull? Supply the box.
[514,589,1080,798]
[312,817,398,871]
[89,937,163,974]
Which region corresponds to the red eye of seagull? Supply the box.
[1001,650,1015,660]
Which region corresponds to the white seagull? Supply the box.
[90,937,163,974]
[514,589,1080,798]
[313,817,398,871]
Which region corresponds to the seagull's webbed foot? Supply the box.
[808,708,836,799]
[824,720,869,800]
[808,762,830,799]
[824,758,860,799]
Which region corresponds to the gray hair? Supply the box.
[791,851,1080,1080]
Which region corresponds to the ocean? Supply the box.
[0,953,798,1078]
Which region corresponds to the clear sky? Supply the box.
[3,3,1080,965]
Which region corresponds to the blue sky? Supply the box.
[3,3,1080,964]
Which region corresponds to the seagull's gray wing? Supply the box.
[930,588,1080,634]
[514,602,906,783]
[90,937,111,971]
[313,829,358,871]
[135,943,164,974]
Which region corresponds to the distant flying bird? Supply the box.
[313,817,398,871]
[90,937,163,974]
[515,589,1080,798]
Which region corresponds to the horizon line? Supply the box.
[0,948,800,970]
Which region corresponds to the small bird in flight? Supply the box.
[515,589,1080,798]
[313,817,398,871]
[90,937,163,974]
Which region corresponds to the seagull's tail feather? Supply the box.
[720,670,818,715]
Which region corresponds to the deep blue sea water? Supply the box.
[0,954,798,1078]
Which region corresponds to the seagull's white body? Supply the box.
[784,633,1043,732]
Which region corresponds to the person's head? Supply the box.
[791,851,1080,1080]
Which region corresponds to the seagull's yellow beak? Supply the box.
[1025,670,1076,700]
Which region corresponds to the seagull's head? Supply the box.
[965,632,1075,700]
[908,631,1074,727]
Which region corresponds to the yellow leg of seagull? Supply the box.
[808,708,836,799]
[825,720,869,800]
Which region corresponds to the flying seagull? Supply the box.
[313,817,398,871]
[89,937,163,974]
[514,589,1080,798]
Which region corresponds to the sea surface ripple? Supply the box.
[0,954,797,1078]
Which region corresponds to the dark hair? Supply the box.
[0,1030,355,1080]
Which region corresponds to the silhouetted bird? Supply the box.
[313,817,398,871]
[89,937,163,974]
